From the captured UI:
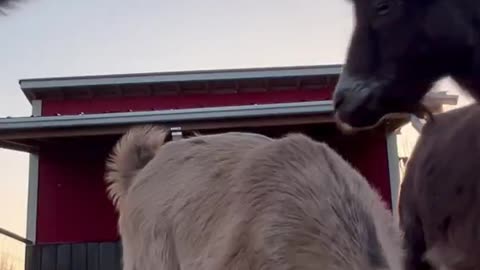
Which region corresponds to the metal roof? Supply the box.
[0,100,346,152]
[0,100,334,132]
[20,64,342,89]
[19,64,342,102]
[0,91,455,140]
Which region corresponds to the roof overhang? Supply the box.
[5,65,460,153]
[19,64,342,103]
[1,101,334,132]
[0,100,411,152]
[0,90,458,153]
[0,101,334,152]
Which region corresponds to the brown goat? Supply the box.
[105,125,404,270]
[399,104,480,270]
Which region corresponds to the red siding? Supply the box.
[328,131,391,210]
[36,139,119,244]
[41,88,332,116]
[35,127,391,244]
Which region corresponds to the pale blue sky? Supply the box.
[0,0,352,231]
[0,2,354,263]
[0,0,472,268]
[1,0,353,117]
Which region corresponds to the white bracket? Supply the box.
[170,126,183,141]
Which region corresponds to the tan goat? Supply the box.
[105,125,404,270]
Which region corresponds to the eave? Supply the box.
[19,65,342,103]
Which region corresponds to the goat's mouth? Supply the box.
[332,75,401,132]
[332,70,435,133]
[333,102,433,134]
[333,94,398,133]
[333,111,410,134]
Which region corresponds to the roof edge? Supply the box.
[0,100,335,133]
[19,64,342,85]
[18,64,343,104]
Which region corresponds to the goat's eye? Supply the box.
[374,0,390,16]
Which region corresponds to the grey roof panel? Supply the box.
[0,100,334,132]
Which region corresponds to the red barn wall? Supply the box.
[34,83,391,245]
[40,88,332,116]
[36,137,120,244]
[327,131,391,208]
[34,127,391,245]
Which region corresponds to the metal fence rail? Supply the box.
[0,227,32,245]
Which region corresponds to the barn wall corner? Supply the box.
[386,131,400,223]
[31,100,42,117]
[26,100,42,244]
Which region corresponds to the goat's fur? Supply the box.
[105,125,404,270]
[399,104,480,270]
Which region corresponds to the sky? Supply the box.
[0,0,474,268]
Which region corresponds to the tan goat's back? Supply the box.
[105,125,404,270]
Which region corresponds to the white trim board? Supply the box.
[26,153,38,244]
[31,100,42,117]
[25,100,42,244]
[386,131,401,223]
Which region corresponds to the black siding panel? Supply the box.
[72,244,87,270]
[56,244,71,270]
[40,245,57,270]
[24,241,121,270]
[86,243,99,270]
[25,245,41,270]
[98,242,117,270]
